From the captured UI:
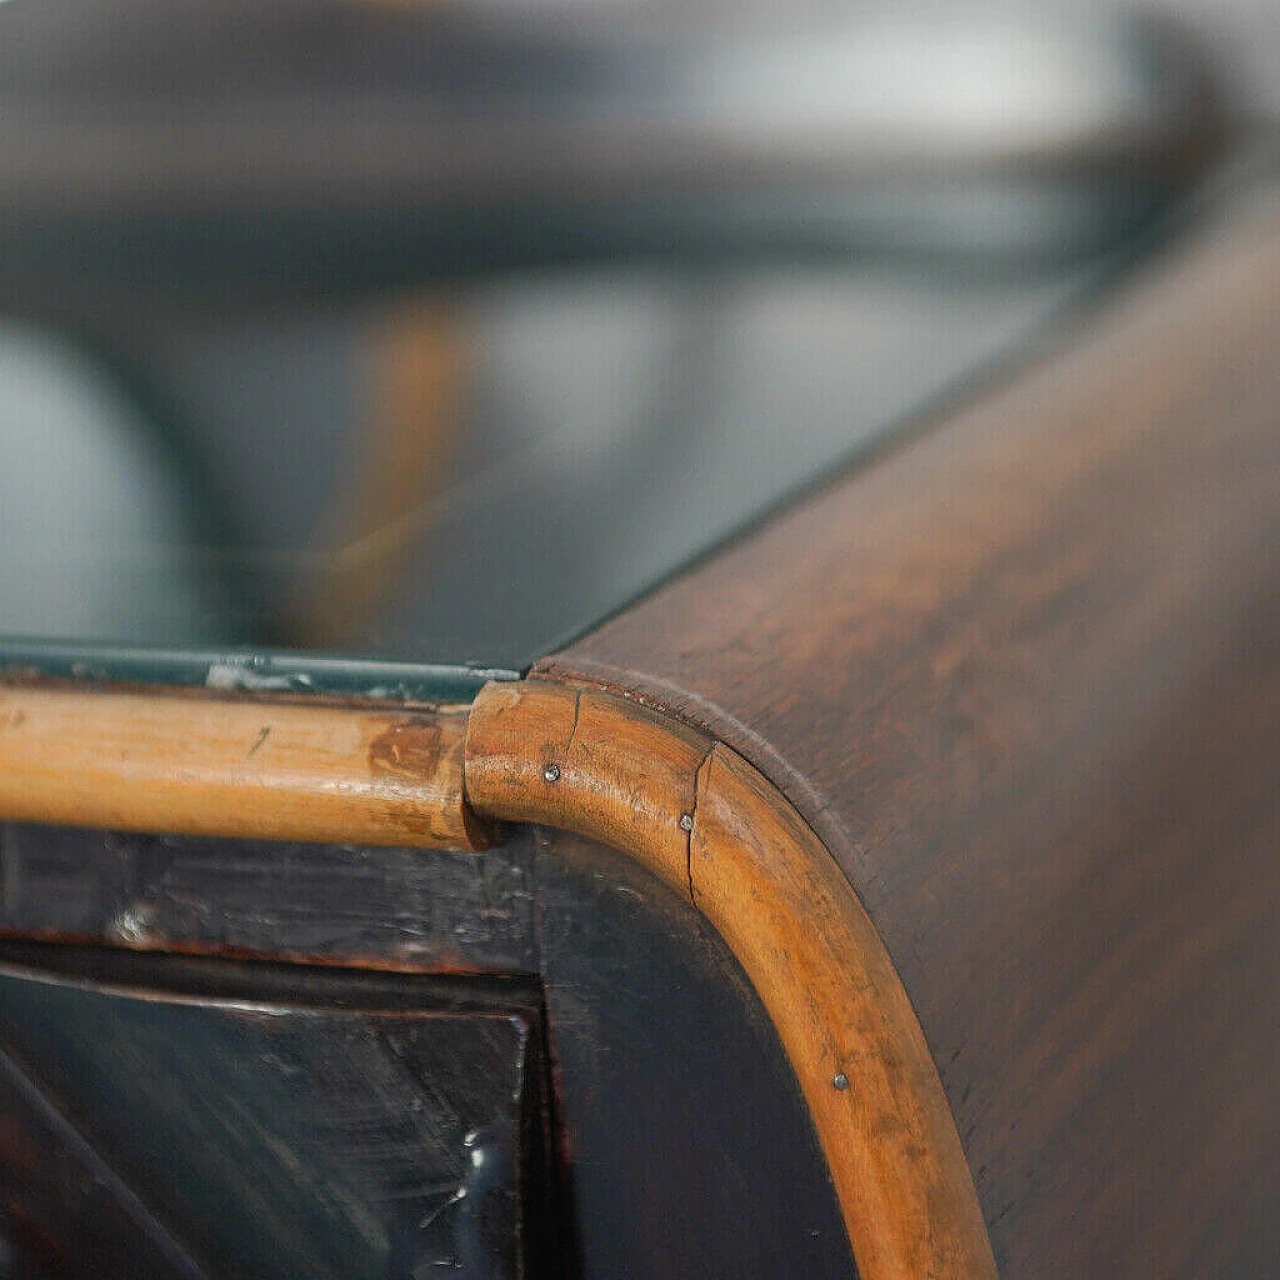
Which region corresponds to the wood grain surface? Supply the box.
[0,686,488,850]
[0,821,856,1280]
[465,679,996,1280]
[539,186,1280,1277]
[0,824,537,973]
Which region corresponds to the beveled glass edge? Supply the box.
[0,637,517,706]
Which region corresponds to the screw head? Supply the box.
[543,763,561,783]
[832,1072,850,1091]
[679,813,694,832]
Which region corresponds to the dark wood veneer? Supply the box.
[540,187,1280,1277]
[0,825,853,1279]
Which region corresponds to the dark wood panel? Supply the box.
[539,183,1280,1277]
[536,830,855,1280]
[0,950,551,1280]
[0,825,539,974]
[0,1046,207,1279]
[0,823,853,1279]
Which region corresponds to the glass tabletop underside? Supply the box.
[0,2,1204,695]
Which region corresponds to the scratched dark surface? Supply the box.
[0,825,854,1279]
[0,1044,207,1278]
[0,950,550,1280]
[0,823,540,974]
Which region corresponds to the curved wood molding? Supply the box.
[464,678,996,1280]
[0,684,488,850]
[0,673,996,1274]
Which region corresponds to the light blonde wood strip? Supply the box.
[460,679,707,890]
[464,677,996,1280]
[0,686,488,850]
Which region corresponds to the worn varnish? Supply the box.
[0,824,855,1279]
[539,187,1280,1276]
[0,686,488,850]
[465,679,996,1280]
[0,1045,205,1278]
[0,949,552,1280]
[0,824,538,972]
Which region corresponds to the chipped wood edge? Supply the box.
[0,684,490,850]
[464,678,997,1280]
[0,673,997,1276]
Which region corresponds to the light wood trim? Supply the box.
[0,673,996,1274]
[464,678,996,1280]
[0,685,488,850]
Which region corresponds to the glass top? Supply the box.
[0,2,1218,695]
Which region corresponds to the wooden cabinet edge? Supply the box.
[0,674,997,1277]
[464,677,997,1280]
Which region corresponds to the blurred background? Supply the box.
[0,0,1264,671]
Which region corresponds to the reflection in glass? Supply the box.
[0,2,1220,671]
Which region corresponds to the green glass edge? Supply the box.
[0,638,519,706]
